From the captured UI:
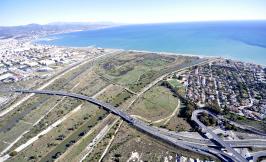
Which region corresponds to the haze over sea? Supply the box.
[38,21,266,65]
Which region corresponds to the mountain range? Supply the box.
[0,22,116,39]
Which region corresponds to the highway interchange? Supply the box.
[192,109,249,162]
[2,89,265,162]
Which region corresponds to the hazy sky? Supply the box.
[1,0,266,26]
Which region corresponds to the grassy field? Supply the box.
[0,95,51,131]
[102,123,212,162]
[97,85,128,105]
[168,79,183,88]
[7,102,105,162]
[68,69,109,96]
[39,109,107,162]
[8,82,133,161]
[131,84,178,121]
[82,118,120,162]
[0,55,111,159]
[96,52,200,92]
[164,115,192,132]
[0,121,32,143]
[224,113,266,132]
[55,85,135,162]
[57,116,118,162]
[0,59,109,153]
[38,84,133,161]
[1,51,204,161]
[167,78,186,96]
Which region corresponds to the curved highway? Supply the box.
[251,150,266,162]
[192,109,250,162]
[217,115,266,137]
[4,89,264,162]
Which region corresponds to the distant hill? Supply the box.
[0,22,116,39]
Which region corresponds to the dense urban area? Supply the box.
[177,60,266,120]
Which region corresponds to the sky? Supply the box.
[1,0,266,26]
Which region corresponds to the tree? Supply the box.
[223,105,230,115]
[206,102,221,114]
[9,151,17,157]
[209,116,217,126]
[28,156,36,160]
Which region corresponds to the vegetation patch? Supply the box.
[103,123,212,162]
[96,52,194,92]
[131,84,178,121]
[161,102,192,132]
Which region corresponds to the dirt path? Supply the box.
[56,113,112,162]
[0,104,83,161]
[157,99,180,125]
[1,57,216,161]
[92,84,113,98]
[0,52,110,118]
[130,99,180,125]
[78,117,120,162]
[54,84,113,162]
[15,104,83,153]
[126,58,217,110]
[0,82,81,156]
[0,83,112,161]
[98,120,123,162]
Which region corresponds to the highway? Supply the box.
[251,150,266,162]
[4,89,265,162]
[149,126,266,148]
[192,109,249,162]
[217,115,266,137]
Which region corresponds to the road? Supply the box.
[217,115,266,136]
[78,117,120,162]
[192,109,249,162]
[130,99,187,124]
[0,51,114,118]
[98,120,123,162]
[0,81,82,156]
[234,63,254,110]
[3,89,254,162]
[251,150,266,162]
[126,57,218,110]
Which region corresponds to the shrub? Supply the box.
[9,151,18,156]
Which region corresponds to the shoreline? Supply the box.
[32,35,265,67]
[129,49,266,67]
[33,39,266,67]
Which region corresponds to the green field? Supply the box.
[96,52,185,92]
[162,101,192,132]
[0,60,109,154]
[102,123,212,162]
[167,78,186,97]
[224,113,266,132]
[167,79,183,88]
[131,84,178,121]
[1,51,204,161]
[7,103,105,162]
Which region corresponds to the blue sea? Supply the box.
[37,21,266,65]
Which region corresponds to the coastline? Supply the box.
[128,49,266,67]
[33,37,266,67]
[33,33,265,67]
[32,21,266,66]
